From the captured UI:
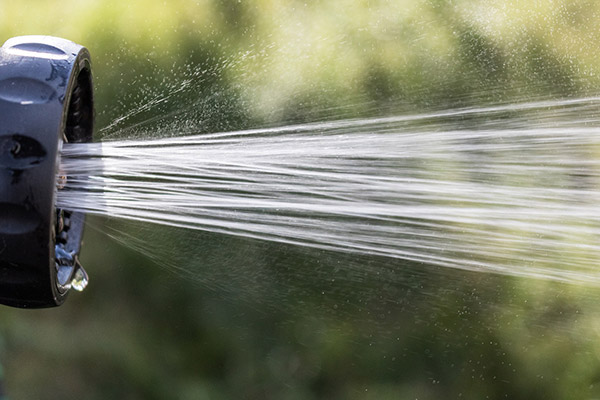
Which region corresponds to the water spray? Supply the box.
[59,99,600,287]
[0,36,94,308]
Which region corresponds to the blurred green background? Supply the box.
[2,0,600,399]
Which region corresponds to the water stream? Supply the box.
[58,97,600,284]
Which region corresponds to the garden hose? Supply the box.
[0,36,94,308]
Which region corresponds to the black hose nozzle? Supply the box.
[0,36,94,308]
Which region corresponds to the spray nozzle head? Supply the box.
[0,36,94,308]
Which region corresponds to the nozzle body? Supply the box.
[0,36,93,308]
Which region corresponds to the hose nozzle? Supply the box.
[0,36,94,308]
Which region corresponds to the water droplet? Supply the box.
[71,264,89,292]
